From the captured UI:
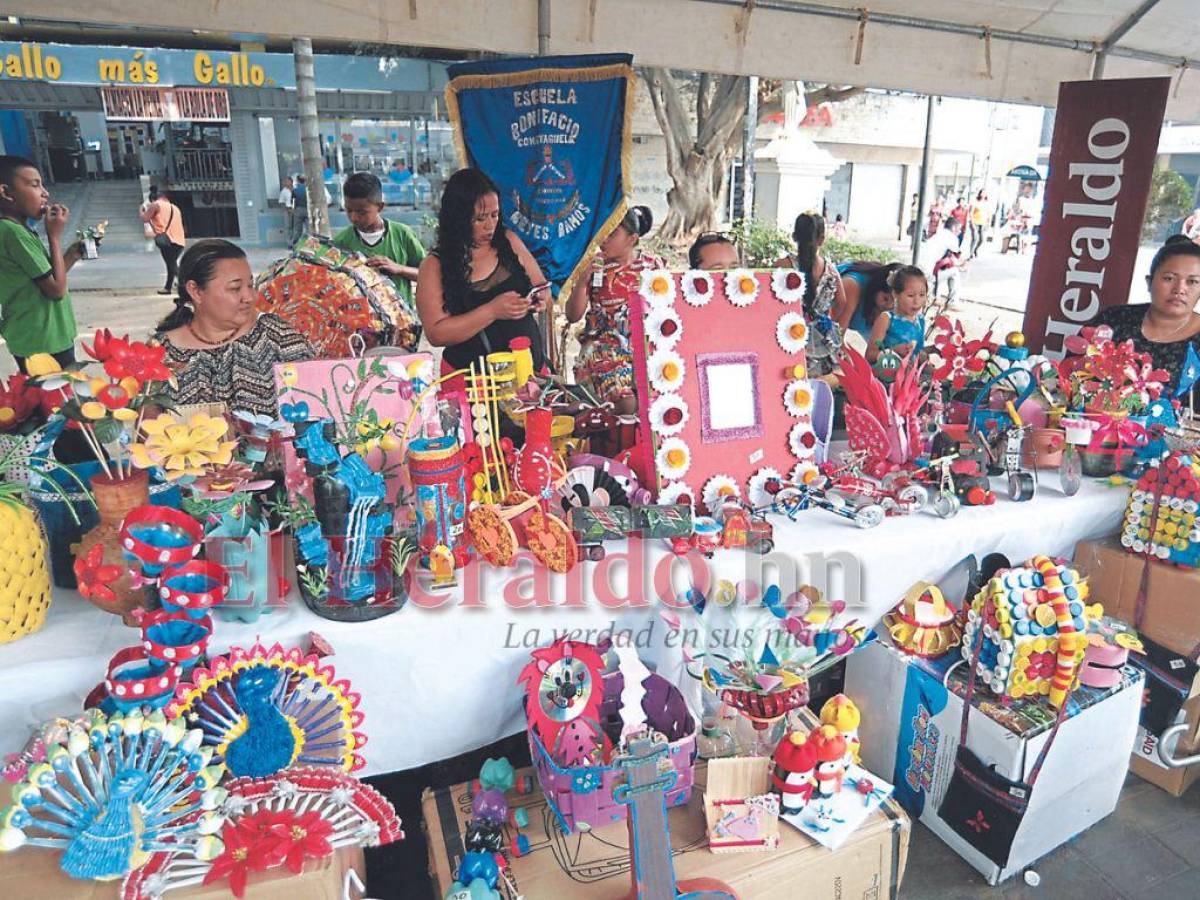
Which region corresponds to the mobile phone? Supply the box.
[527,282,550,299]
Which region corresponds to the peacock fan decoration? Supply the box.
[165,642,366,779]
[0,708,227,881]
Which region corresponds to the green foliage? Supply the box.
[1143,167,1194,242]
[731,218,793,267]
[824,237,900,265]
[262,492,316,531]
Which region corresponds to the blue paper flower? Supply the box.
[280,401,311,423]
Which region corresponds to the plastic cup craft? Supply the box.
[118,505,204,580]
[156,560,229,618]
[103,645,183,713]
[138,608,214,672]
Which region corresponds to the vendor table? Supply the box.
[0,479,1127,775]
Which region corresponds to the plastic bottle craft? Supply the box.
[0,709,226,881]
[165,642,367,778]
[1122,452,1200,568]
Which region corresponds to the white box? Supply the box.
[846,640,1142,885]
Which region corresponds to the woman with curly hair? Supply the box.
[415,168,549,386]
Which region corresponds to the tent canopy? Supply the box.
[6,0,1199,119]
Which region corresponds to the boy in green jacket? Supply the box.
[0,155,80,372]
[333,172,424,310]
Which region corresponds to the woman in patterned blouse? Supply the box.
[1092,237,1200,400]
[154,239,313,416]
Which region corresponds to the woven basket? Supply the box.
[527,669,697,834]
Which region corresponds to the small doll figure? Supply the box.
[820,693,862,766]
[811,724,848,799]
[771,730,817,815]
[429,543,457,591]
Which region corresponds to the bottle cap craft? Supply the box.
[1122,452,1200,568]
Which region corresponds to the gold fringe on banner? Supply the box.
[443,60,637,370]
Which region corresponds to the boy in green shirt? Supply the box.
[334,172,424,310]
[0,155,80,372]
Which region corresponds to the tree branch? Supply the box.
[803,84,866,107]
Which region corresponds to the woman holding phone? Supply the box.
[416,168,549,387]
[565,205,661,413]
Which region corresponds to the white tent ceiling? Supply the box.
[5,0,1199,119]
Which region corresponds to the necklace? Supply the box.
[186,320,238,347]
[1144,310,1197,341]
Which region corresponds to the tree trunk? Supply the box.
[293,37,330,237]
[660,151,722,241]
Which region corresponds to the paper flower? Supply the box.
[789,422,818,459]
[74,544,123,603]
[655,437,692,480]
[648,349,686,393]
[772,268,807,304]
[748,467,783,507]
[646,307,684,349]
[681,270,715,307]
[648,393,689,436]
[777,312,809,354]
[658,482,695,507]
[130,413,238,480]
[724,269,759,307]
[640,269,677,309]
[783,379,814,417]
[702,474,741,510]
[267,808,335,875]
[191,462,275,500]
[791,462,821,485]
[203,820,277,898]
[81,328,118,363]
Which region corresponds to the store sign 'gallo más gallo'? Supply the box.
[1023,77,1171,359]
[0,41,267,88]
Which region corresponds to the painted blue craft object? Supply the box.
[479,757,515,792]
[59,768,147,880]
[457,851,500,890]
[337,508,390,602]
[1136,400,1178,463]
[107,662,174,713]
[144,618,210,673]
[226,667,296,777]
[294,418,340,467]
[337,454,386,504]
[296,521,329,566]
[445,878,502,900]
[762,584,786,619]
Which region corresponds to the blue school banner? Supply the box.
[445,54,634,302]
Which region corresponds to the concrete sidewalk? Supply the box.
[68,243,292,293]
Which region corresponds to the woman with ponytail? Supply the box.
[566,205,662,413]
[154,238,313,415]
[775,212,847,375]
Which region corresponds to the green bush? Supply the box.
[732,217,793,267]
[824,237,900,265]
[1142,167,1193,242]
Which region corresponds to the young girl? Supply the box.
[774,212,847,375]
[867,265,927,362]
[566,206,662,414]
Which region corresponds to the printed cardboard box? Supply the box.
[1129,634,1200,797]
[846,639,1142,885]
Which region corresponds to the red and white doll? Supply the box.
[811,725,849,799]
[771,731,817,815]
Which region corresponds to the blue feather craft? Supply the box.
[165,642,367,778]
[0,709,226,881]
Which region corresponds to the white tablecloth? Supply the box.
[0,479,1127,774]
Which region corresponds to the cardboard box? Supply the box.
[424,760,910,900]
[1074,537,1200,658]
[1129,635,1200,797]
[0,842,365,899]
[846,640,1142,886]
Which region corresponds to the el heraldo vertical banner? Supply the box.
[1023,77,1171,358]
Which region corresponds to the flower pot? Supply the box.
[293,534,405,622]
[1079,448,1119,478]
[1021,428,1066,469]
[74,471,150,625]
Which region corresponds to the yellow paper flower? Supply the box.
[130,413,237,480]
[23,354,62,377]
[80,401,107,420]
[113,408,139,422]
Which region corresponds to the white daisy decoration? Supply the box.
[649,392,689,436]
[702,474,741,511]
[724,269,760,307]
[789,422,818,459]
[648,349,686,393]
[646,307,684,349]
[681,269,716,307]
[790,462,821,486]
[772,268,807,304]
[640,269,677,309]
[656,437,692,480]
[783,379,815,417]
[658,481,695,508]
[748,467,783,507]
[777,312,809,354]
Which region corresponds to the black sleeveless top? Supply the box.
[437,254,547,372]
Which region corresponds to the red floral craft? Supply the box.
[269,809,335,874]
[928,317,995,391]
[82,328,118,363]
[203,820,282,897]
[0,374,43,431]
[203,807,336,896]
[73,544,124,603]
[1058,327,1169,413]
[103,339,172,386]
